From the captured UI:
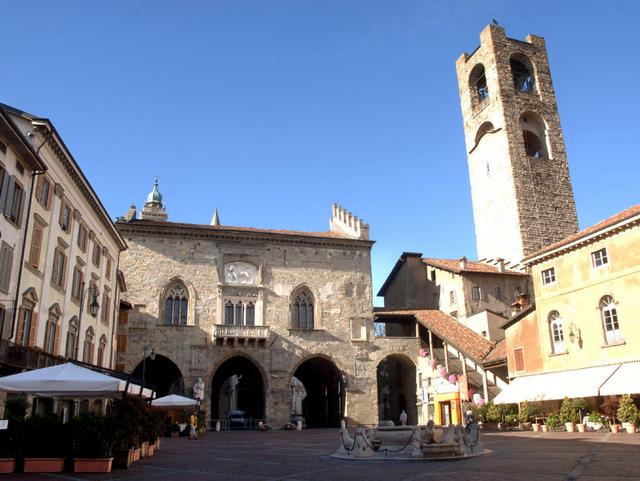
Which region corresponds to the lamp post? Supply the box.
[142,345,155,384]
[74,283,100,361]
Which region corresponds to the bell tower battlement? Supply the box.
[456,24,578,264]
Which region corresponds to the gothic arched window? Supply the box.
[292,288,315,330]
[97,335,107,367]
[469,63,489,103]
[600,296,621,344]
[224,301,234,325]
[548,311,565,354]
[246,302,255,326]
[164,283,188,325]
[510,55,536,94]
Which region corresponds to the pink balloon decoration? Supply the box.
[448,374,457,384]
[439,367,447,378]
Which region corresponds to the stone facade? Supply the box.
[116,196,419,428]
[456,24,579,264]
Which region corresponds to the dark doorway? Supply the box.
[131,354,184,398]
[293,357,344,428]
[211,356,265,422]
[377,354,417,425]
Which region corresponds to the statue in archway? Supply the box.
[193,377,205,402]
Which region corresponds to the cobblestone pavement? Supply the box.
[7,429,640,481]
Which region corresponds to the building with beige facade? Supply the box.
[497,205,640,405]
[0,103,127,382]
[116,189,421,428]
[0,107,46,375]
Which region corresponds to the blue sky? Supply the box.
[2,1,638,304]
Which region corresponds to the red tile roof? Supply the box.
[421,258,526,276]
[482,339,506,365]
[525,204,640,262]
[374,308,505,364]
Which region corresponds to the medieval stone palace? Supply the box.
[115,188,422,427]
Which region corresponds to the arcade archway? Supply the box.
[131,354,184,398]
[293,356,344,428]
[377,354,417,425]
[211,356,265,422]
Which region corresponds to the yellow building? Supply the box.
[498,205,640,404]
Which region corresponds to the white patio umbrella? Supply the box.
[151,394,198,409]
[0,362,151,399]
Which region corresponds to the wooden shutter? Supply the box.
[15,308,24,345]
[29,223,43,267]
[53,323,60,356]
[28,311,38,347]
[513,348,525,372]
[0,174,10,213]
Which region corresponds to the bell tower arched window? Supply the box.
[164,283,188,325]
[510,55,536,94]
[292,288,315,330]
[519,112,549,158]
[469,63,489,103]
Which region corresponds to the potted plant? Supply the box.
[559,397,586,432]
[617,395,639,434]
[483,402,502,430]
[546,413,560,431]
[111,397,144,468]
[505,413,519,430]
[0,430,16,474]
[69,414,115,472]
[601,397,621,433]
[0,395,29,474]
[21,416,67,473]
[518,401,537,431]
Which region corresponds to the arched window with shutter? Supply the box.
[600,296,621,344]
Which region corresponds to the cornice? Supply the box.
[116,221,374,250]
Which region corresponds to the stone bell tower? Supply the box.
[456,24,578,264]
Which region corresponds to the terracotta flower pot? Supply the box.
[521,422,532,431]
[23,458,65,473]
[113,448,134,469]
[141,441,149,458]
[74,458,114,473]
[565,422,576,432]
[576,423,586,433]
[623,422,636,434]
[541,424,549,432]
[0,458,16,474]
[610,424,621,433]
[532,423,540,432]
[147,445,155,456]
[155,438,161,450]
[132,448,141,462]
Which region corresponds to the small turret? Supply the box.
[211,208,220,226]
[140,178,168,221]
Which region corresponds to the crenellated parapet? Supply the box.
[330,203,370,240]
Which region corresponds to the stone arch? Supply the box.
[376,353,417,426]
[158,276,197,326]
[519,111,549,158]
[292,355,345,428]
[510,53,537,94]
[210,354,266,424]
[131,353,185,398]
[468,63,489,104]
[289,283,323,330]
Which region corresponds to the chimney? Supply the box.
[459,257,468,270]
[496,258,505,273]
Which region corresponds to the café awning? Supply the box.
[599,361,640,396]
[151,394,198,409]
[494,363,620,404]
[0,362,152,399]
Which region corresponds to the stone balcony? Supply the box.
[212,324,270,347]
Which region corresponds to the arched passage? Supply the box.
[131,354,184,398]
[293,356,344,428]
[211,356,265,423]
[377,354,417,426]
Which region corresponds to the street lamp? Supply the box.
[142,345,156,384]
[74,283,100,361]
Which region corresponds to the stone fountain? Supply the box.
[333,420,489,460]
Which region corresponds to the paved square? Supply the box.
[7,430,640,481]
